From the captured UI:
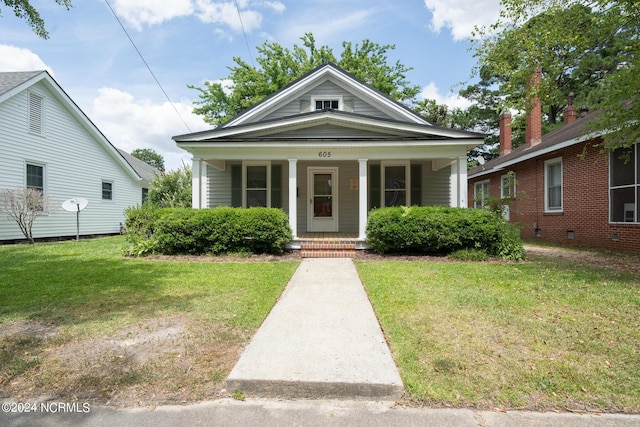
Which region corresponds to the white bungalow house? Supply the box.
[174,63,483,249]
[0,71,157,242]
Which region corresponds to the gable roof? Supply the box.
[174,62,483,145]
[223,62,431,128]
[117,149,160,182]
[468,114,601,179]
[0,70,143,182]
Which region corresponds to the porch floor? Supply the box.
[296,232,361,241]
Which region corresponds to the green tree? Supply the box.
[190,33,420,126]
[146,163,192,208]
[131,148,165,172]
[472,0,640,151]
[1,0,72,39]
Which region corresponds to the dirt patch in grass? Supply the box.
[1,316,246,407]
[523,244,640,276]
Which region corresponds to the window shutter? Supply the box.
[28,92,43,135]
[271,164,282,209]
[231,164,242,207]
[300,99,311,113]
[369,164,381,209]
[411,164,422,206]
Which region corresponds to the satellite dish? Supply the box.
[477,156,486,165]
[62,197,88,212]
[62,197,88,241]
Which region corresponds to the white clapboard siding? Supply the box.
[0,76,144,241]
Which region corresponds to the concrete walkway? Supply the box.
[226,258,403,399]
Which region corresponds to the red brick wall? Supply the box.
[468,139,640,252]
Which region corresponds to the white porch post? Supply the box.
[450,159,459,208]
[192,157,202,209]
[288,159,298,238]
[457,156,468,208]
[358,159,368,240]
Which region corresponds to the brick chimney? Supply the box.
[563,92,577,125]
[525,69,542,147]
[499,111,512,156]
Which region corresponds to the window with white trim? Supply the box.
[313,96,341,111]
[243,162,270,208]
[381,161,409,207]
[474,180,490,208]
[28,91,45,135]
[609,143,639,223]
[102,181,113,200]
[501,173,516,199]
[26,163,45,211]
[544,158,563,212]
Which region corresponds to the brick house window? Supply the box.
[501,173,516,199]
[474,180,490,208]
[544,158,563,212]
[609,143,638,223]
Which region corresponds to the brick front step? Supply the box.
[300,241,357,258]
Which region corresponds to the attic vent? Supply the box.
[300,99,311,113]
[343,99,355,113]
[28,92,44,135]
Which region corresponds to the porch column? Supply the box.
[192,157,202,209]
[450,159,459,208]
[288,159,298,238]
[457,156,468,208]
[358,159,368,239]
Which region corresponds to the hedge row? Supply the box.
[366,206,525,260]
[123,205,292,256]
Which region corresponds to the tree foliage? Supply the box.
[131,148,165,172]
[0,187,54,243]
[146,163,192,208]
[190,33,420,126]
[1,0,72,39]
[472,0,640,151]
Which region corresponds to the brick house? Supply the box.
[467,94,640,252]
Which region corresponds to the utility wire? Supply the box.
[104,0,192,133]
[234,0,255,67]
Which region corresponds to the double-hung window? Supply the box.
[609,143,639,223]
[544,158,563,212]
[102,181,113,200]
[244,162,270,208]
[26,163,45,211]
[381,162,409,207]
[474,180,490,208]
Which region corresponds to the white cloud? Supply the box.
[424,0,500,41]
[111,0,194,31]
[278,9,374,46]
[89,87,210,171]
[112,0,283,34]
[195,0,262,32]
[419,82,472,110]
[0,45,53,75]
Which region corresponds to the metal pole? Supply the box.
[76,204,80,242]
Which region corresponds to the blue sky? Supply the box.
[0,0,500,170]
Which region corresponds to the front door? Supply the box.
[307,167,339,232]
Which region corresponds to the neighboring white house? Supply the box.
[0,71,157,242]
[174,62,484,241]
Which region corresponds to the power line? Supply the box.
[234,0,255,68]
[104,0,192,133]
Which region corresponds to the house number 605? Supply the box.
[318,151,332,158]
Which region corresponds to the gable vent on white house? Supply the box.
[28,92,44,135]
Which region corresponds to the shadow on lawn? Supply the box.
[0,244,206,327]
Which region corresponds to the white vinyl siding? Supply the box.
[0,79,145,241]
[544,158,563,212]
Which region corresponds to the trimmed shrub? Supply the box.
[123,206,292,256]
[366,206,524,260]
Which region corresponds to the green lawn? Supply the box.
[356,255,640,412]
[0,236,299,404]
